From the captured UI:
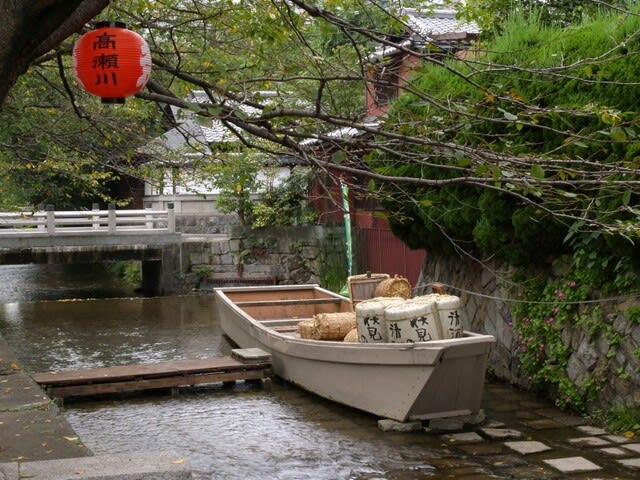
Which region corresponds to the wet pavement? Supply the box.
[419,380,640,478]
[0,336,91,463]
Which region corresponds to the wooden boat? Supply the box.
[215,284,495,422]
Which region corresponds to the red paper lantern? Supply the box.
[73,21,151,104]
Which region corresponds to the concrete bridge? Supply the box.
[0,205,182,296]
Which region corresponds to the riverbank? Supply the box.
[0,335,191,479]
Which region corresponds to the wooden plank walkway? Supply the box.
[32,350,272,399]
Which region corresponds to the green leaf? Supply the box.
[331,151,346,164]
[498,107,518,121]
[610,126,627,142]
[531,164,545,180]
[456,156,472,167]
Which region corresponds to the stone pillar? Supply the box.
[167,202,176,233]
[141,260,162,297]
[160,243,187,295]
[46,204,55,234]
[107,203,116,234]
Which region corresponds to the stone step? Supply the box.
[0,452,192,480]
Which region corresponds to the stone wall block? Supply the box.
[189,253,205,265]
[301,246,319,260]
[219,253,234,266]
[228,239,242,252]
[612,312,629,335]
[595,334,611,357]
[208,240,222,255]
[241,264,274,276]
[615,348,627,367]
[561,328,573,350]
[631,324,640,344]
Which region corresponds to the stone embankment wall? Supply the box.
[179,225,344,290]
[417,255,640,413]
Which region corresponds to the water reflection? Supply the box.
[0,295,225,372]
[0,264,138,303]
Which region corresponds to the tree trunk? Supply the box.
[0,0,108,107]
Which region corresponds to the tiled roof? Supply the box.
[404,6,480,40]
[299,122,380,147]
[146,90,270,157]
[369,3,479,59]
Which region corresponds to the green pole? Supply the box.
[341,181,353,278]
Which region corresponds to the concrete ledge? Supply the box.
[0,452,192,480]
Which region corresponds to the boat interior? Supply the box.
[221,287,353,337]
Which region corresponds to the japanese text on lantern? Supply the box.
[92,32,119,86]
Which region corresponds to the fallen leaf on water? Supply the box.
[171,458,185,464]
[63,436,79,442]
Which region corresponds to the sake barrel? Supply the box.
[383,301,441,343]
[409,294,442,304]
[434,295,465,339]
[355,297,404,343]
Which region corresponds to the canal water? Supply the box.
[2,264,635,479]
[0,264,444,479]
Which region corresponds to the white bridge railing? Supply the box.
[0,204,176,235]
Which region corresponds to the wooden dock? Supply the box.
[32,349,272,399]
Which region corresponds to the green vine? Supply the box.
[513,274,598,411]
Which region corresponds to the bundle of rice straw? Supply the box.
[313,312,356,340]
[343,327,358,343]
[297,318,320,339]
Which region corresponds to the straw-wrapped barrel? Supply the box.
[354,297,405,343]
[343,327,359,343]
[374,275,412,299]
[297,318,319,339]
[434,295,465,339]
[313,312,357,341]
[297,313,357,340]
[383,301,442,343]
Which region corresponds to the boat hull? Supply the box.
[215,285,495,422]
